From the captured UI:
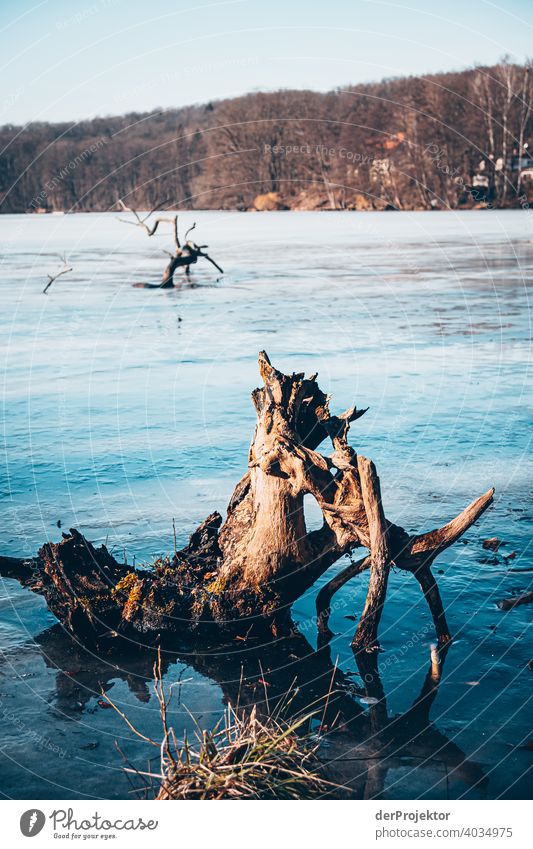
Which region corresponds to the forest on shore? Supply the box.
[0,59,531,214]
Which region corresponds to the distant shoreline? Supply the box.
[2,60,531,217]
[9,204,528,215]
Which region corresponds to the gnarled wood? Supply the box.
[403,487,495,567]
[352,457,391,652]
[316,555,370,637]
[117,199,223,287]
[0,352,494,648]
[413,566,451,645]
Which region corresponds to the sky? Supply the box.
[0,0,531,125]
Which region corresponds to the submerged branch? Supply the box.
[497,591,533,610]
[43,253,72,293]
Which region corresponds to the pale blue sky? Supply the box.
[1,0,531,124]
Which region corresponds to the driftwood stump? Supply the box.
[117,200,223,287]
[0,352,494,649]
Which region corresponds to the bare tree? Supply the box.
[516,60,533,196]
[471,68,496,162]
[494,58,516,203]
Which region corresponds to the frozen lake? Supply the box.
[0,210,531,799]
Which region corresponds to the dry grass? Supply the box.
[105,650,334,800]
[157,702,328,800]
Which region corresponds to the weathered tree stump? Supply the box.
[0,352,494,648]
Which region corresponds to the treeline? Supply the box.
[0,59,531,214]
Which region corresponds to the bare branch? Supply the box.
[200,253,224,274]
[194,244,224,274]
[352,456,391,651]
[413,566,451,645]
[43,255,73,294]
[116,198,179,241]
[316,555,370,636]
[402,487,495,566]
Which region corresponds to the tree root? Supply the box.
[0,352,494,651]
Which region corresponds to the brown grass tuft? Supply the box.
[105,649,334,800]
